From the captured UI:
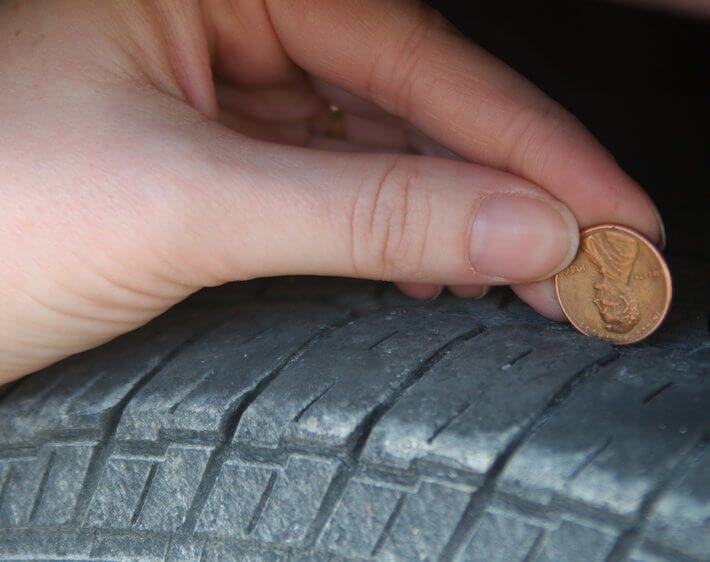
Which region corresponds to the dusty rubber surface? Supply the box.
[0,259,707,561]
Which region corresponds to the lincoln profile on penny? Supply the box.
[582,230,641,334]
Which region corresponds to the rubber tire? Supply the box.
[0,259,707,562]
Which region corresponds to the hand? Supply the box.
[0,0,663,382]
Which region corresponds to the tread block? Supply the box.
[627,552,670,562]
[0,529,57,557]
[136,446,213,532]
[319,478,403,558]
[500,352,710,516]
[0,454,46,527]
[236,306,479,449]
[32,444,95,525]
[534,520,615,562]
[376,480,473,561]
[362,326,611,473]
[56,529,94,557]
[165,535,206,561]
[116,304,344,442]
[201,541,287,562]
[642,439,710,560]
[289,550,346,562]
[85,456,156,527]
[90,530,169,560]
[254,455,341,546]
[460,510,543,562]
[196,458,276,537]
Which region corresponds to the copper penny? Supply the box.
[555,224,672,345]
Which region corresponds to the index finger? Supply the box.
[265,0,664,246]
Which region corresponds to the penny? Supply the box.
[555,224,672,345]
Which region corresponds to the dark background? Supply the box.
[427,0,709,260]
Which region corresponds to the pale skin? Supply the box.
[0,0,666,383]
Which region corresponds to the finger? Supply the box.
[266,0,664,245]
[396,282,443,300]
[310,79,462,158]
[176,124,579,287]
[512,279,567,321]
[448,285,489,299]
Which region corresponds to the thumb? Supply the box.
[0,120,576,381]
[182,130,579,287]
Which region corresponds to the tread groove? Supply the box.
[522,528,548,562]
[180,315,357,534]
[426,402,470,444]
[246,470,278,535]
[351,326,486,458]
[292,381,337,424]
[0,464,14,513]
[130,461,158,526]
[303,463,352,548]
[367,330,399,351]
[642,382,673,404]
[167,369,216,414]
[568,436,613,482]
[28,449,55,523]
[501,348,533,370]
[228,314,357,441]
[439,350,620,562]
[71,312,238,526]
[371,492,407,556]
[604,428,710,562]
[242,323,277,344]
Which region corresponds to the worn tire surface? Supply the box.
[0,259,707,562]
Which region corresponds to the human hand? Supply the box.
[0,0,663,382]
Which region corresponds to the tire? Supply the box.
[0,260,707,562]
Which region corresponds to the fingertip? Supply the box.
[468,195,579,282]
[651,201,667,250]
[396,282,443,300]
[512,279,568,321]
[448,285,489,299]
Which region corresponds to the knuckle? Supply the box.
[351,158,431,278]
[368,6,442,117]
[500,102,573,177]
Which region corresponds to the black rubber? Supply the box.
[0,259,707,562]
